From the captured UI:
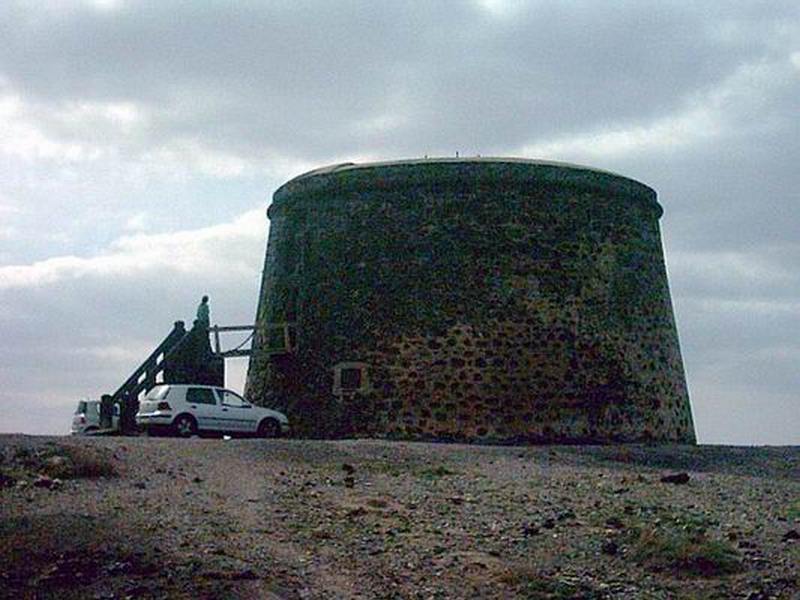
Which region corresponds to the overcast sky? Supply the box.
[0,1,797,444]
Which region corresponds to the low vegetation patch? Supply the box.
[12,443,117,480]
[419,465,459,479]
[500,568,603,599]
[49,445,118,479]
[628,513,741,577]
[367,461,405,478]
[786,500,800,522]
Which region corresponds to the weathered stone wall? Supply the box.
[245,159,696,443]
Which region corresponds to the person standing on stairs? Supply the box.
[196,295,210,329]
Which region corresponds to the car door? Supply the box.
[218,389,258,433]
[185,387,219,431]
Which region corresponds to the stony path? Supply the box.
[0,435,798,599]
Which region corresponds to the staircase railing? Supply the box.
[111,320,188,403]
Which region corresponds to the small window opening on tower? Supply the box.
[341,368,362,390]
[333,362,370,395]
[263,322,297,355]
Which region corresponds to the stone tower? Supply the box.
[245,158,695,443]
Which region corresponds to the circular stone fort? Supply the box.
[245,158,696,443]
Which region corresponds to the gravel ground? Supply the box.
[0,435,797,599]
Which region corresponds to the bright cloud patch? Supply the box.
[520,106,720,160]
[0,93,104,163]
[668,247,800,298]
[0,208,265,289]
[520,57,796,162]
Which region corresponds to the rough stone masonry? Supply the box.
[245,158,696,443]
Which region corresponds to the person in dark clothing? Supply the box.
[196,295,210,328]
[99,394,114,430]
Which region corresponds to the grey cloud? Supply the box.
[2,1,796,162]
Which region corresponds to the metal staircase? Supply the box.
[110,320,189,404]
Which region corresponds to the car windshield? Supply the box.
[75,401,87,415]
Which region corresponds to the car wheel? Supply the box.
[257,418,280,439]
[173,414,198,438]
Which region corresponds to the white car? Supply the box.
[136,384,289,438]
[71,400,119,435]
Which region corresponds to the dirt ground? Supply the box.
[0,435,797,599]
